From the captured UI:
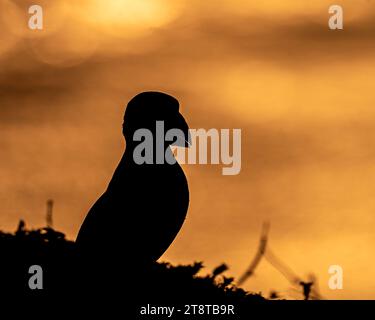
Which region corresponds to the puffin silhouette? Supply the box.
[76,92,190,270]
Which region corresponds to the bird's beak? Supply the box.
[172,112,191,148]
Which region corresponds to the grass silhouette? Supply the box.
[0,220,265,307]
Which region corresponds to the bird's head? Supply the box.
[123,91,191,148]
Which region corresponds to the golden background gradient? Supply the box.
[0,0,374,299]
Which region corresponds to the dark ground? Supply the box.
[0,221,264,317]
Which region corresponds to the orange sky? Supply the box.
[0,0,375,299]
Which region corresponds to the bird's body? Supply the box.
[76,148,189,265]
[76,92,190,272]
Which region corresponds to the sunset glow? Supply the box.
[0,0,374,299]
